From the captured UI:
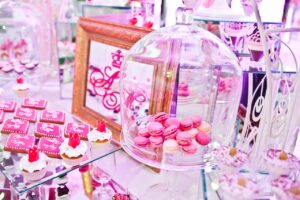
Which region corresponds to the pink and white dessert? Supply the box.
[1,119,29,135]
[212,146,249,173]
[65,122,90,140]
[38,137,63,159]
[271,176,300,200]
[4,134,35,153]
[19,146,48,181]
[14,107,37,122]
[0,110,4,124]
[35,122,61,138]
[87,120,112,151]
[12,77,30,97]
[59,132,88,166]
[22,98,47,110]
[178,82,190,97]
[219,174,260,200]
[0,100,16,112]
[264,149,300,177]
[40,110,65,124]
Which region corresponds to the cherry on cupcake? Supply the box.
[69,132,80,148]
[16,77,24,84]
[97,120,106,132]
[28,146,39,162]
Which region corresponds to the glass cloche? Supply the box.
[120,6,243,170]
[0,0,51,80]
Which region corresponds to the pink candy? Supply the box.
[191,115,202,128]
[195,132,211,146]
[149,136,164,147]
[163,125,178,140]
[164,117,180,128]
[148,122,164,136]
[180,118,193,131]
[182,143,198,154]
[176,131,193,146]
[134,136,150,147]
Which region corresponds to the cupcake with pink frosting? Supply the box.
[264,149,300,177]
[212,146,249,173]
[20,146,48,181]
[60,132,87,166]
[12,77,30,97]
[219,174,260,200]
[87,120,112,152]
[272,176,300,200]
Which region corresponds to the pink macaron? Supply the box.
[191,115,202,128]
[134,136,150,147]
[163,125,178,140]
[176,131,192,146]
[149,136,164,148]
[164,117,180,128]
[179,82,188,90]
[138,128,150,137]
[182,143,198,154]
[178,90,190,97]
[153,112,169,123]
[195,132,211,146]
[148,122,164,136]
[180,118,193,131]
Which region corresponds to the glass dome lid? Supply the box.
[0,0,51,80]
[120,10,243,171]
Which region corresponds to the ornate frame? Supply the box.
[72,17,151,141]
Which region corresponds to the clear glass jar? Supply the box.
[0,0,51,79]
[120,6,243,170]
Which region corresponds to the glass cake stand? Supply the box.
[0,100,122,195]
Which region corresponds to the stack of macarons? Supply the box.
[178,82,190,97]
[133,112,211,155]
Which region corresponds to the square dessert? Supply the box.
[0,110,5,124]
[4,134,35,153]
[38,137,63,159]
[14,107,37,123]
[1,119,29,134]
[64,122,90,140]
[35,122,61,138]
[0,100,16,112]
[40,110,65,124]
[22,98,47,110]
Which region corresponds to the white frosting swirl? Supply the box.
[59,139,87,158]
[19,153,47,173]
[13,83,30,91]
[87,128,112,142]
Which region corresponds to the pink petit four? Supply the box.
[38,137,63,159]
[40,110,65,124]
[148,122,164,136]
[195,132,211,146]
[64,122,90,140]
[176,131,192,146]
[180,118,193,131]
[1,119,29,135]
[134,136,150,147]
[14,65,25,74]
[22,98,47,110]
[0,110,4,124]
[35,122,61,138]
[4,134,35,153]
[0,100,16,112]
[14,107,37,122]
